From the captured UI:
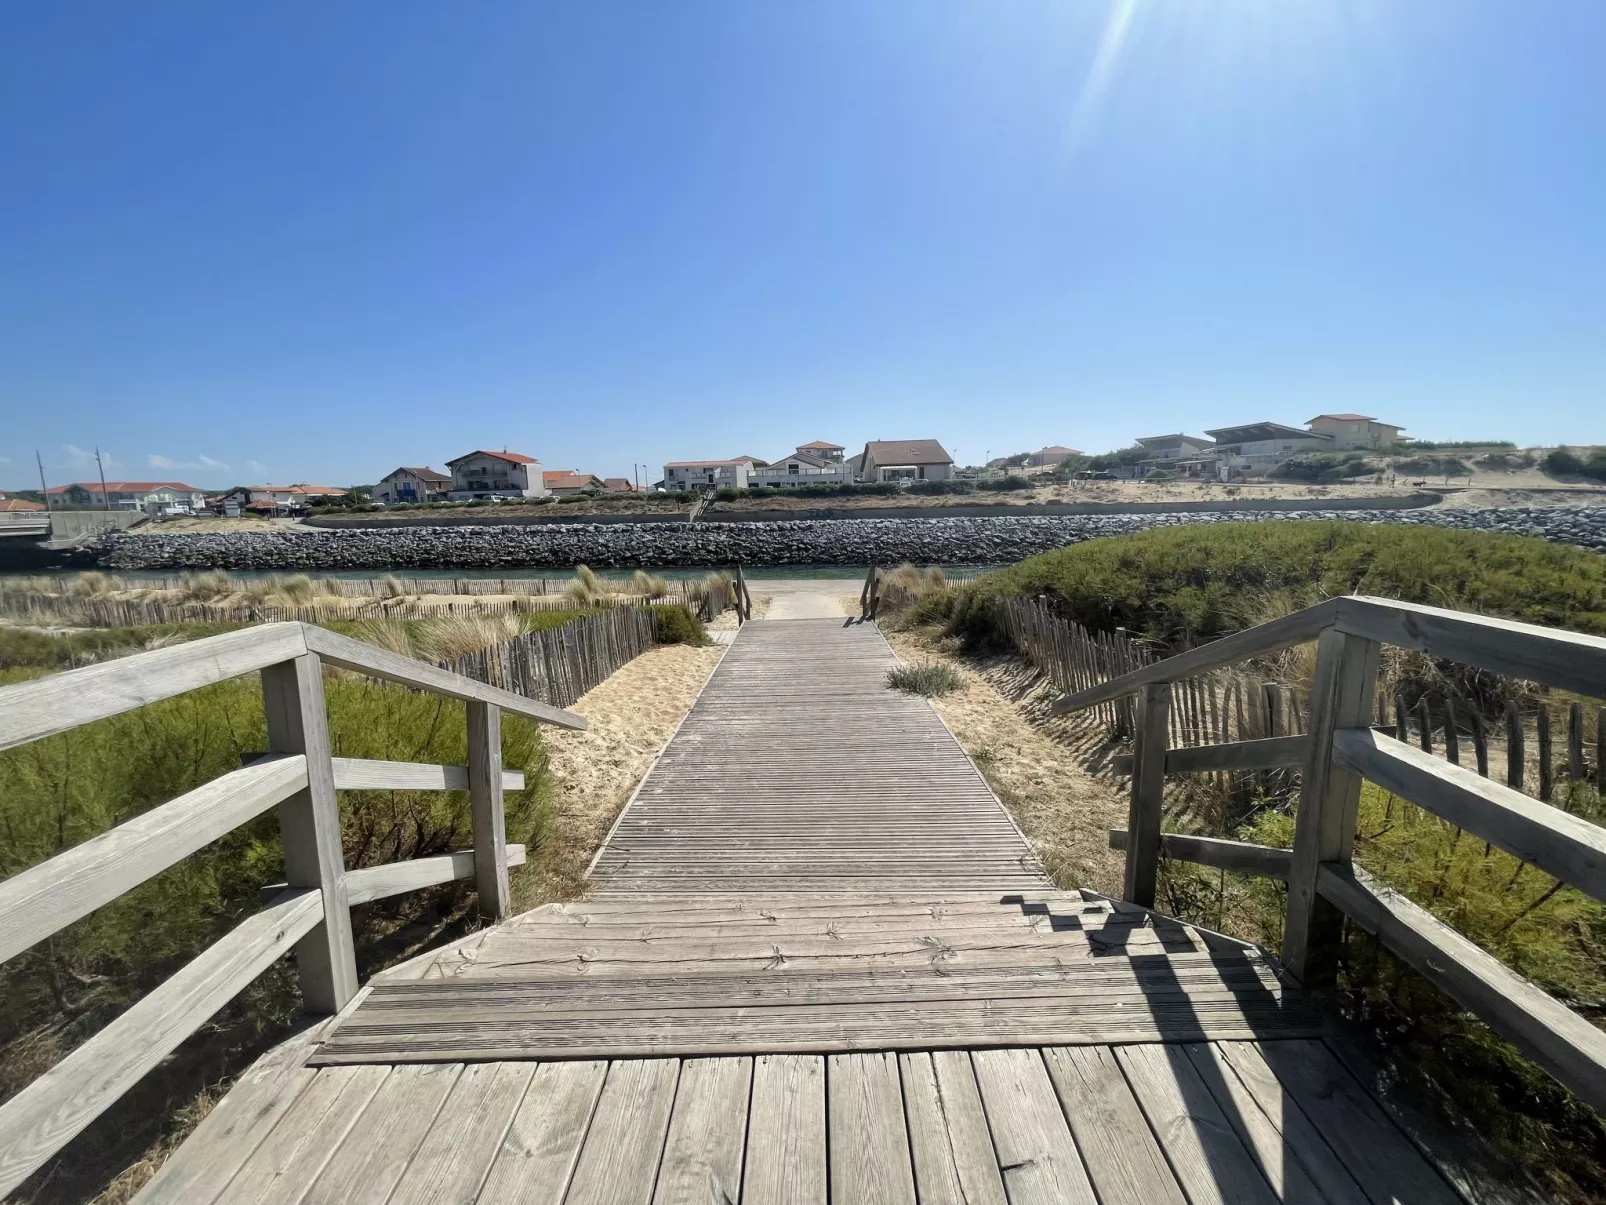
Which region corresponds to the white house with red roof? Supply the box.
[446,450,547,499]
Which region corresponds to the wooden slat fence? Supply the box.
[997,596,1604,813]
[438,606,658,710]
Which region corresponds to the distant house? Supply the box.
[602,477,644,493]
[857,440,954,483]
[44,481,207,515]
[543,471,606,496]
[750,441,852,488]
[373,466,451,505]
[661,457,756,491]
[1305,414,1404,451]
[1204,423,1333,475]
[445,450,547,500]
[219,484,350,515]
[1026,445,1084,467]
[1134,434,1216,478]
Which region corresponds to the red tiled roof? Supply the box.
[602,478,640,492]
[797,440,844,450]
[391,466,451,483]
[447,450,538,466]
[289,484,347,495]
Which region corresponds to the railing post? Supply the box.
[261,653,357,1014]
[1124,682,1171,907]
[1283,628,1381,987]
[467,700,511,919]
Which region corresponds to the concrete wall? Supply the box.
[46,510,149,540]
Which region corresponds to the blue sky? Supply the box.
[2,1,1603,490]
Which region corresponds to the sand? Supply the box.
[882,626,1127,895]
[513,633,726,908]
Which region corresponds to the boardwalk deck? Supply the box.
[134,617,1475,1205]
[589,619,1049,894]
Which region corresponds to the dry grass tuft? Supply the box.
[632,570,670,598]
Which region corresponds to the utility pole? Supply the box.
[36,451,52,512]
[95,447,111,512]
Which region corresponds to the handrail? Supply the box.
[1079,590,1606,1116]
[0,619,587,1196]
[1051,594,1606,715]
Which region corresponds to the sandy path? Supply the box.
[512,632,727,908]
[882,626,1127,895]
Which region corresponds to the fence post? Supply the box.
[1283,627,1381,989]
[1124,682,1172,908]
[467,700,511,919]
[261,653,357,1014]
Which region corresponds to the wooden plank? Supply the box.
[743,1054,826,1205]
[330,757,525,792]
[265,845,527,905]
[1125,683,1171,907]
[971,1048,1097,1205]
[1318,863,1606,1111]
[263,653,357,1014]
[299,1063,462,1205]
[1253,1039,1464,1205]
[1184,1042,1368,1205]
[131,1018,336,1205]
[1283,629,1379,987]
[302,623,588,729]
[0,621,306,752]
[1041,1046,1186,1205]
[385,1061,536,1205]
[1332,727,1606,904]
[467,700,511,918]
[899,1051,1007,1205]
[216,1064,387,1203]
[0,889,323,1200]
[1113,1043,1281,1204]
[1107,831,1292,879]
[828,1052,916,1205]
[1110,734,1310,777]
[477,1061,608,1205]
[1052,600,1339,715]
[651,1057,751,1205]
[0,754,307,966]
[564,1059,681,1205]
[1335,594,1606,702]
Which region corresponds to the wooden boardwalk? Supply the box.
[589,618,1049,894]
[134,617,1474,1205]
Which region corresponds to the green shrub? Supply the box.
[0,622,245,670]
[1542,448,1606,482]
[886,662,965,696]
[964,521,1606,649]
[652,604,708,645]
[976,476,1033,492]
[1395,455,1471,477]
[1272,453,1374,483]
[906,479,976,495]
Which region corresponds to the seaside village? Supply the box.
[6,414,1405,518]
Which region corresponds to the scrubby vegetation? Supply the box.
[917,521,1606,651]
[650,603,709,646]
[1269,452,1374,483]
[1395,455,1472,477]
[886,662,964,697]
[1543,448,1606,483]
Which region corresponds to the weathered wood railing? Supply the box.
[1053,594,1606,1113]
[0,622,585,1196]
[860,563,880,620]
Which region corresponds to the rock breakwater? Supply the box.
[90,506,1606,571]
